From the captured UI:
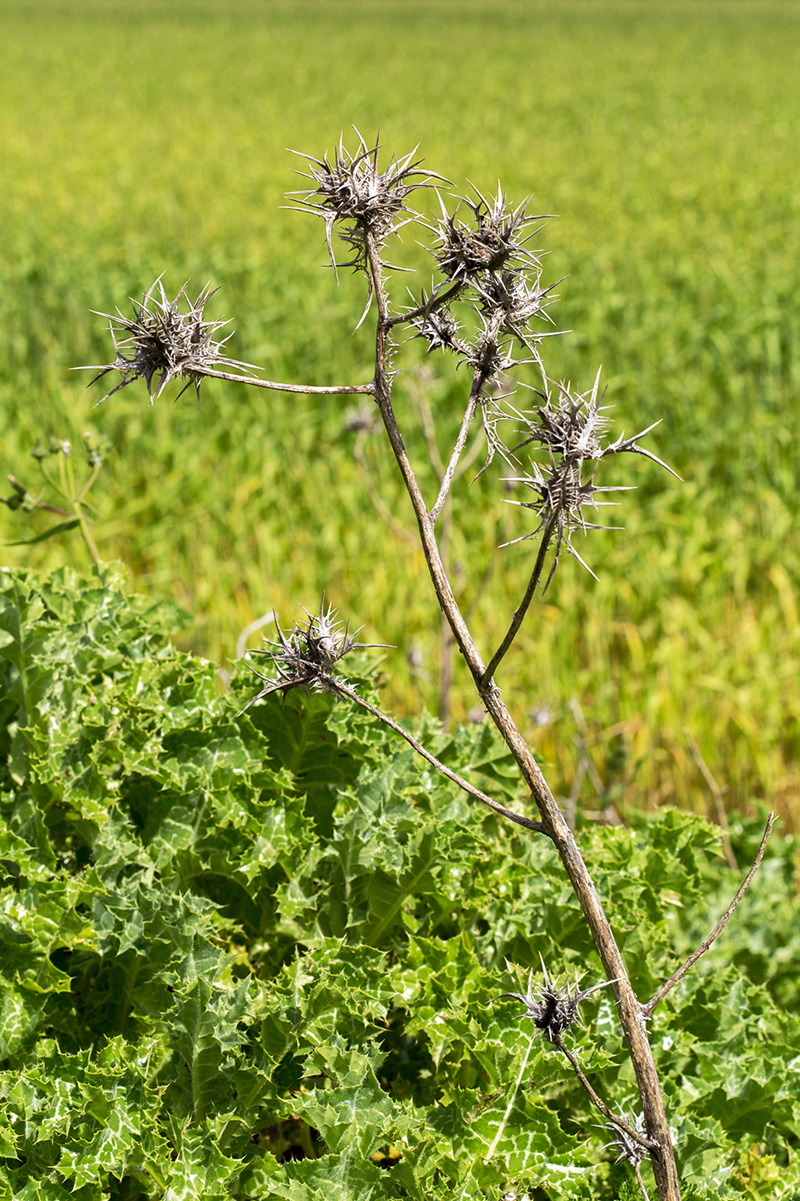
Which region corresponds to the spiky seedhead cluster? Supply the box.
[602,1111,649,1166]
[85,279,253,403]
[292,131,441,280]
[410,187,559,417]
[428,190,544,285]
[243,599,383,707]
[503,370,678,586]
[496,960,614,1044]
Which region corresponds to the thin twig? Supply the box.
[552,1035,656,1153]
[481,514,556,685]
[326,676,547,834]
[430,383,481,522]
[635,1159,654,1201]
[683,727,737,871]
[385,281,463,328]
[199,367,374,395]
[643,812,775,1017]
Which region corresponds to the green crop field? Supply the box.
[2,0,799,825]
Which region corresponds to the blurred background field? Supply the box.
[2,0,799,826]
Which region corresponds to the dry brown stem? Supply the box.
[552,1034,656,1153]
[363,229,682,1200]
[644,812,774,1017]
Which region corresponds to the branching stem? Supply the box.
[643,812,774,1017]
[481,512,556,685]
[551,1035,656,1152]
[327,676,546,834]
[385,281,463,328]
[199,367,374,395]
[364,227,682,1201]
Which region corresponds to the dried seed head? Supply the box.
[241,598,387,709]
[426,187,547,286]
[409,305,463,357]
[83,278,255,403]
[495,960,615,1044]
[472,269,558,338]
[291,130,444,280]
[513,373,611,461]
[501,371,678,587]
[601,1110,649,1166]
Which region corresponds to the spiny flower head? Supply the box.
[408,298,464,357]
[84,278,253,403]
[473,269,559,340]
[601,1110,649,1166]
[503,370,678,586]
[291,131,443,279]
[242,598,386,707]
[495,959,615,1044]
[426,186,547,286]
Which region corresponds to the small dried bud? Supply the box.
[409,306,462,356]
[2,476,33,512]
[241,598,388,710]
[83,278,254,403]
[83,432,111,469]
[466,319,518,380]
[602,1110,649,1166]
[343,403,379,434]
[495,960,615,1043]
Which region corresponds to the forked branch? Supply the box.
[327,676,547,834]
[552,1034,655,1153]
[643,812,775,1017]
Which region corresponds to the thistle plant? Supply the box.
[84,131,774,1201]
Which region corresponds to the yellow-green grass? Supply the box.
[2,0,800,824]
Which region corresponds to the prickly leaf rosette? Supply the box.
[242,599,385,708]
[85,278,255,403]
[496,959,614,1044]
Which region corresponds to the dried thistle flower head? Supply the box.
[291,130,443,281]
[83,278,254,403]
[409,295,464,357]
[502,370,679,587]
[473,269,559,342]
[426,186,547,286]
[601,1110,649,1166]
[495,958,615,1043]
[241,598,387,709]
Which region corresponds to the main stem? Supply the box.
[364,235,680,1200]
